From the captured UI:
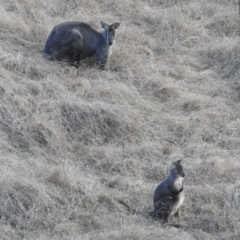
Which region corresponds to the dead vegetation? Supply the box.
[0,0,239,239]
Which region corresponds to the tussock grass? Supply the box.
[0,0,239,239]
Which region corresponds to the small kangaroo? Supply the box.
[43,21,120,69]
[149,160,185,223]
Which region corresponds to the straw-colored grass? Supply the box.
[0,0,239,239]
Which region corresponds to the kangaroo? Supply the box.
[43,21,120,69]
[149,160,185,223]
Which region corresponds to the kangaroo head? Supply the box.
[100,21,120,46]
[170,160,185,178]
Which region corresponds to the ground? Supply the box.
[0,0,240,239]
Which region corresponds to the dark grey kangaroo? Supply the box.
[149,160,185,223]
[43,21,120,68]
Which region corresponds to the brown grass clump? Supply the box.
[0,0,239,239]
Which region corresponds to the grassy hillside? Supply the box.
[0,0,240,239]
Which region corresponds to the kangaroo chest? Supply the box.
[172,177,183,192]
[168,177,184,215]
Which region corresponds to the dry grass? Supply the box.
[0,0,240,239]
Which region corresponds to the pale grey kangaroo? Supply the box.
[149,160,185,223]
[43,21,120,68]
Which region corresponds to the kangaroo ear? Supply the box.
[111,23,120,29]
[171,162,176,167]
[100,21,109,30]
